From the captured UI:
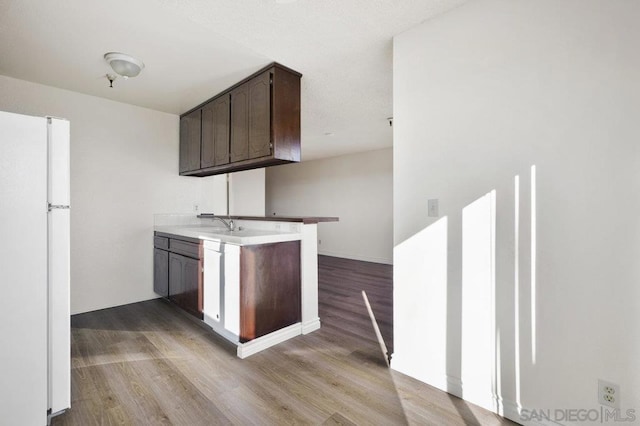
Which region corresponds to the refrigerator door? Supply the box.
[48,208,70,414]
[0,111,49,425]
[47,117,71,415]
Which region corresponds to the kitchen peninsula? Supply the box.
[153,214,338,358]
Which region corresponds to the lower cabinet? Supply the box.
[155,232,301,342]
[240,241,301,342]
[168,253,202,319]
[153,234,203,319]
[203,240,300,343]
[153,248,169,297]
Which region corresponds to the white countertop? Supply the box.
[154,224,302,246]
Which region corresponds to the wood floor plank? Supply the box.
[52,255,515,426]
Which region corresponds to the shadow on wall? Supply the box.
[393,165,538,422]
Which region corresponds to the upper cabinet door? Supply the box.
[200,103,215,169]
[230,82,249,163]
[248,71,272,159]
[179,116,189,173]
[179,109,201,173]
[213,95,230,166]
[202,96,230,169]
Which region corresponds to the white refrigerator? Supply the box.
[0,110,71,425]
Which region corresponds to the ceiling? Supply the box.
[0,0,466,160]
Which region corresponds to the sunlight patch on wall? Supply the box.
[461,190,496,411]
[495,329,503,415]
[393,217,449,388]
[530,165,537,365]
[514,175,522,408]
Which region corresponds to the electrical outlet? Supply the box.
[318,239,322,245]
[193,203,199,212]
[428,199,439,217]
[598,379,620,408]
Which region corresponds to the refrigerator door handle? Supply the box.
[48,203,70,211]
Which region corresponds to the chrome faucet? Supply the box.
[212,217,234,231]
[198,214,235,231]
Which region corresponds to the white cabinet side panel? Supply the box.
[203,248,222,323]
[225,244,241,336]
[301,224,319,327]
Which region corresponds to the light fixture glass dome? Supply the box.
[104,52,144,78]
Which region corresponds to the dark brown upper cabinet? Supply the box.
[201,95,230,169]
[248,71,271,159]
[230,82,249,163]
[200,104,215,169]
[213,95,231,166]
[179,63,301,177]
[179,109,202,173]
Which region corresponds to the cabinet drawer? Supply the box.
[170,239,201,259]
[154,236,169,250]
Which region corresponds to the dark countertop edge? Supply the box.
[227,216,339,224]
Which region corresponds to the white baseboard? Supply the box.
[301,318,321,334]
[236,323,302,359]
[318,249,393,265]
[390,360,451,395]
[446,376,463,398]
[204,315,307,359]
[388,368,564,426]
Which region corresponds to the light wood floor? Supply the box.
[52,255,515,425]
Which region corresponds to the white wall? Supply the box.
[200,174,228,215]
[0,75,254,314]
[393,1,640,424]
[199,168,266,216]
[266,148,392,264]
[229,168,265,216]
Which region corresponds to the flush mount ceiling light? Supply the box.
[104,52,145,79]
